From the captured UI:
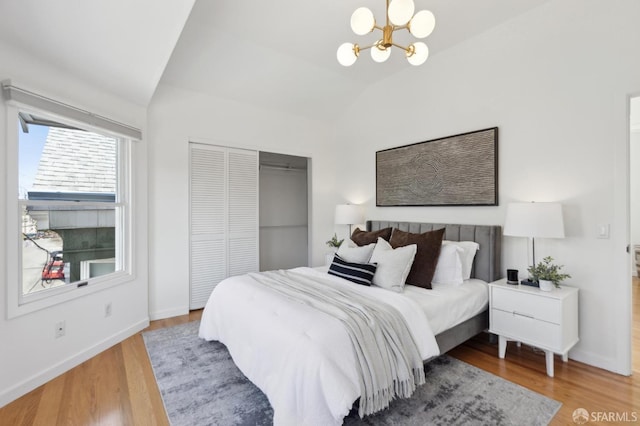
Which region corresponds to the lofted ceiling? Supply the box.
[0,0,196,106]
[0,0,550,118]
[160,0,550,120]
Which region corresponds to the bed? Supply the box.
[367,221,501,353]
[199,220,501,425]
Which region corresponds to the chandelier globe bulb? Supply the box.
[388,0,415,26]
[406,42,429,66]
[350,7,375,35]
[337,42,359,66]
[371,42,391,63]
[409,10,436,38]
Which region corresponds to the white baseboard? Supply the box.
[149,306,189,321]
[569,347,631,376]
[0,318,149,408]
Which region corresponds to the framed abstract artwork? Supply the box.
[376,127,498,206]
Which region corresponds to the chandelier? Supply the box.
[337,0,436,67]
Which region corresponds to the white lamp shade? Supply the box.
[406,42,429,66]
[351,7,375,35]
[335,204,364,225]
[337,43,358,66]
[371,43,391,62]
[388,0,415,26]
[409,10,436,38]
[503,202,565,238]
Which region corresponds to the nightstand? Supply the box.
[488,278,579,377]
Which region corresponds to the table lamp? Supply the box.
[503,202,565,284]
[334,204,363,236]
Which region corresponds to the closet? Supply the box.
[189,143,258,309]
[189,145,309,310]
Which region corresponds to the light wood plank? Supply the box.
[121,334,169,426]
[32,375,64,426]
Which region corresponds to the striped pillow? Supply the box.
[328,254,377,286]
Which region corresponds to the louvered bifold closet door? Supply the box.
[228,149,259,276]
[189,144,227,309]
[189,144,259,310]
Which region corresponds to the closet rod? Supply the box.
[259,164,306,172]
[260,224,308,229]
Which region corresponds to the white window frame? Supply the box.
[6,102,134,318]
[80,258,117,280]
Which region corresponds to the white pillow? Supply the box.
[337,239,376,263]
[369,237,417,292]
[443,240,479,280]
[432,244,464,285]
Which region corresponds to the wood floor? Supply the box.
[2,280,639,425]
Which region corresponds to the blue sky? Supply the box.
[19,124,48,198]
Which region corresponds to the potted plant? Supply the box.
[325,233,344,251]
[527,256,571,291]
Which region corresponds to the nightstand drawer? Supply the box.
[492,288,561,324]
[491,308,561,350]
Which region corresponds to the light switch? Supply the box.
[597,224,610,239]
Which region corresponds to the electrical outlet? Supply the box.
[105,302,112,317]
[55,321,65,338]
[597,224,610,239]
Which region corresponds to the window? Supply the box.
[6,103,133,316]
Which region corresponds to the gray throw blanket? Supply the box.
[248,269,426,418]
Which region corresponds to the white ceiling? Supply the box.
[160,0,550,120]
[0,0,195,106]
[0,0,550,117]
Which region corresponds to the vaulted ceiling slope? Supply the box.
[160,0,550,120]
[0,0,196,107]
[0,0,550,116]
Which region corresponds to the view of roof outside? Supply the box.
[20,127,116,198]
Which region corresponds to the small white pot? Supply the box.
[539,279,554,292]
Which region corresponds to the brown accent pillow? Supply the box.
[351,227,393,246]
[389,228,445,289]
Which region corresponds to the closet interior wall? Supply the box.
[259,152,309,271]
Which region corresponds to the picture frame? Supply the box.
[376,127,498,206]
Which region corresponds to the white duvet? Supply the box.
[198,267,440,426]
[405,279,489,335]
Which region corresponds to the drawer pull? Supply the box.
[513,311,535,319]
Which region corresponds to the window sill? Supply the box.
[7,271,135,319]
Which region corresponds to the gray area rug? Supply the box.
[143,321,561,426]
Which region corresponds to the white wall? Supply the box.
[333,0,640,374]
[630,97,640,276]
[0,39,149,405]
[259,165,309,271]
[147,84,337,320]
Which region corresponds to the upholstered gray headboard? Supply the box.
[366,221,502,283]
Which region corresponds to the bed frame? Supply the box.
[366,220,502,354]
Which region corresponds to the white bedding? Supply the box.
[314,265,489,335]
[199,267,439,426]
[404,279,489,335]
